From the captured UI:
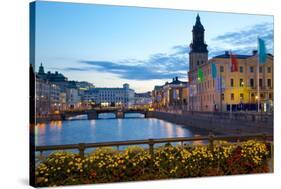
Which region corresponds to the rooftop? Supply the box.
[213,50,273,59]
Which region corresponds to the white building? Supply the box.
[83,83,135,108]
[66,88,81,109]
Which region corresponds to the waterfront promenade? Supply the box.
[150,110,273,135]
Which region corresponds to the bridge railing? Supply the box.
[35,133,273,159]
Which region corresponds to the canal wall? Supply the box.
[149,111,273,135]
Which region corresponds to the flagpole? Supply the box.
[229,50,232,113]
[257,37,260,113]
[220,66,222,112]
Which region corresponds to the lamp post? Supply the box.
[255,95,259,112]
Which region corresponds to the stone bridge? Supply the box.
[58,108,152,120]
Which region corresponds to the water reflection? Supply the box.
[192,134,205,145]
[35,113,210,147]
[67,114,87,120]
[99,113,115,119]
[49,121,62,132]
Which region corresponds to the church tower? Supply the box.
[38,63,45,75]
[188,14,208,111]
[189,14,208,72]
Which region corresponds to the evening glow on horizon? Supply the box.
[34,1,273,92]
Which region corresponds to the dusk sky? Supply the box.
[34,1,273,92]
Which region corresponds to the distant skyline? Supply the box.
[34,1,273,92]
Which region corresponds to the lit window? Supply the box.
[239,79,244,87]
[231,93,234,100]
[240,93,244,100]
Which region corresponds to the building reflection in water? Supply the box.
[35,123,47,145]
[90,120,96,127]
[163,120,173,138]
[49,121,62,132]
[35,115,209,147]
[35,123,46,135]
[192,134,204,145]
[117,119,122,136]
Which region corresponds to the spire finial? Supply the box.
[196,13,200,23]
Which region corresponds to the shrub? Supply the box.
[35,140,271,187]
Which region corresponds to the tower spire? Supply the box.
[190,14,208,53]
[196,13,200,23]
[38,62,45,75]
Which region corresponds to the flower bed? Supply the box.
[35,140,271,187]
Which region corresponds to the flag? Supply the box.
[211,63,217,79]
[258,38,267,64]
[230,52,238,72]
[198,68,204,82]
[221,77,225,90]
[216,77,225,92]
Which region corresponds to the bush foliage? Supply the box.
[35,140,271,187]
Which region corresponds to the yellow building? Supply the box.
[152,77,189,110]
[188,14,273,112]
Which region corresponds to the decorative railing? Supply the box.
[35,133,273,158]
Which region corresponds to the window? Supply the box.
[259,66,262,73]
[259,78,263,87]
[267,79,271,88]
[251,93,255,99]
[269,93,272,99]
[221,93,224,101]
[230,78,234,87]
[250,78,254,88]
[197,60,200,65]
[231,93,234,101]
[240,93,244,100]
[201,60,204,64]
[220,66,224,72]
[267,67,271,73]
[239,66,243,73]
[250,66,254,73]
[239,78,244,87]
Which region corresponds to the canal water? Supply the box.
[35,113,211,154]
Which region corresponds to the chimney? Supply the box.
[175,76,178,81]
[225,51,229,55]
[252,50,258,55]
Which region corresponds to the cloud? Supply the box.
[59,22,273,81]
[58,45,188,81]
[78,48,188,80]
[213,22,273,52]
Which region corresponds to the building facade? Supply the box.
[152,77,189,110]
[187,15,273,112]
[66,88,81,109]
[82,83,135,108]
[208,51,273,112]
[134,92,153,108]
[36,77,50,116]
